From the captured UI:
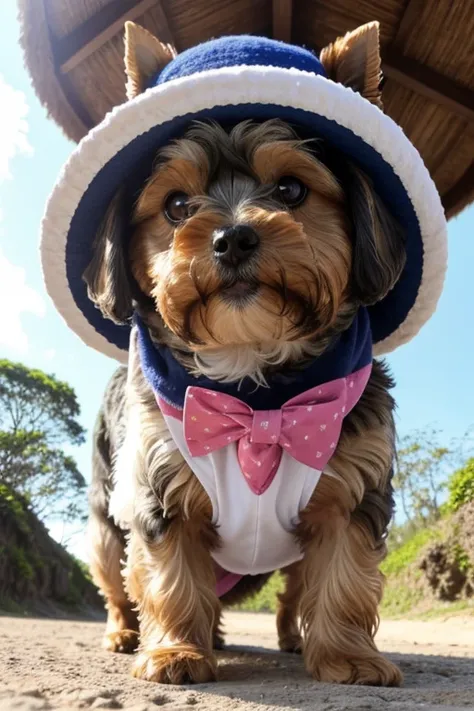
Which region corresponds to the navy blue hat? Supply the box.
[41,31,447,362]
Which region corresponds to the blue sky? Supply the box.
[0,5,472,558]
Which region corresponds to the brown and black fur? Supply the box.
[85,20,405,686]
[87,367,140,653]
[89,365,272,656]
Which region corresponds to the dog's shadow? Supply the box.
[192,645,474,709]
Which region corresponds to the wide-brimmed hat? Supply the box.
[41,31,447,363]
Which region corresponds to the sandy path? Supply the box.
[1,612,474,711]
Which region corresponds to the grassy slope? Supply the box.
[380,527,442,618]
[0,484,102,617]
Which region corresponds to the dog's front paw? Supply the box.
[103,629,139,654]
[308,653,402,687]
[132,644,217,684]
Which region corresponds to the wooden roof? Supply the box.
[18,0,474,219]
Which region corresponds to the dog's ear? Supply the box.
[320,22,383,109]
[347,165,406,306]
[83,190,134,324]
[124,21,177,100]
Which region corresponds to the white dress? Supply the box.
[163,412,323,575]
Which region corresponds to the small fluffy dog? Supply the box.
[86,22,405,686]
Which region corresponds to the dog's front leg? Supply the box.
[115,330,220,683]
[125,471,220,684]
[298,473,402,686]
[297,372,404,687]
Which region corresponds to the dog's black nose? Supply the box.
[213,225,260,268]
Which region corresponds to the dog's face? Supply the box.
[130,121,352,349]
[84,22,406,375]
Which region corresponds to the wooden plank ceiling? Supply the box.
[46,0,474,217]
[55,0,474,123]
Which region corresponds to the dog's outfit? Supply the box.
[135,310,372,594]
[40,34,447,589]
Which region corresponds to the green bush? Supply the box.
[446,458,474,513]
[451,540,471,574]
[381,526,440,577]
[380,576,425,617]
[233,573,283,613]
[11,546,34,581]
[0,484,30,535]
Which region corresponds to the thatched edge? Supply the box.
[17,0,87,144]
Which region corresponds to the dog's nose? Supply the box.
[212,225,260,268]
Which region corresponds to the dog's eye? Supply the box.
[277,176,307,207]
[164,191,191,224]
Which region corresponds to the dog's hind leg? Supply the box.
[88,513,139,653]
[277,562,303,654]
[88,405,139,654]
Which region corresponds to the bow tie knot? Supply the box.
[183,365,371,496]
[250,409,282,445]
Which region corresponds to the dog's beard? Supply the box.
[184,271,323,346]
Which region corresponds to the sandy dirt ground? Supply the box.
[1,612,474,711]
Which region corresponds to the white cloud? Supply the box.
[0,76,42,354]
[0,74,33,181]
[0,247,46,354]
[43,348,56,361]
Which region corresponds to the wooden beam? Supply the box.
[383,51,474,124]
[272,0,293,43]
[146,0,174,47]
[394,0,427,47]
[56,0,169,75]
[442,162,474,217]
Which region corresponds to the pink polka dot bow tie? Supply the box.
[184,364,371,495]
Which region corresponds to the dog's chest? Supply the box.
[163,412,323,576]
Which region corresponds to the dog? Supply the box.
[85,22,406,686]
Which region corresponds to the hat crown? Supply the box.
[148,35,327,89]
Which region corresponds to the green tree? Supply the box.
[446,457,474,513]
[0,360,87,524]
[393,428,451,527]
